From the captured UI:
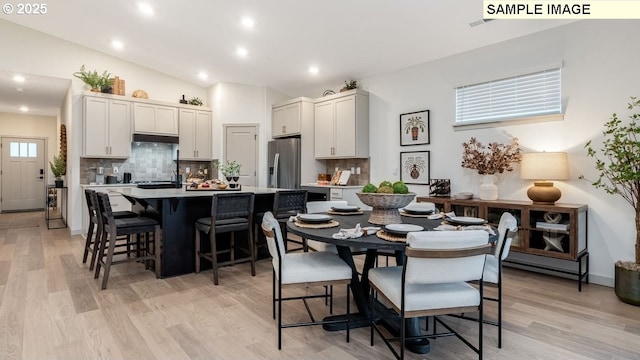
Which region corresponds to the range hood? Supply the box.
[132,133,179,144]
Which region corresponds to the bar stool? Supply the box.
[83,189,139,271]
[195,192,255,285]
[255,190,307,254]
[94,192,161,290]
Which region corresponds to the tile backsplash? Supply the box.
[325,158,370,186]
[80,142,216,183]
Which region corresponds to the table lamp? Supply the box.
[520,152,569,204]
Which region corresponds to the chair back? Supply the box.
[261,211,286,274]
[273,190,307,217]
[306,200,348,214]
[211,192,255,221]
[405,230,490,284]
[495,212,518,260]
[96,192,115,230]
[84,189,97,219]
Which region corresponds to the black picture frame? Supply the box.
[400,151,430,185]
[400,109,430,146]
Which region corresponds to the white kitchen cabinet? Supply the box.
[83,96,131,158]
[314,89,369,159]
[81,186,135,237]
[133,103,179,136]
[271,97,313,138]
[179,109,212,160]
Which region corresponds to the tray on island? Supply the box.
[185,184,242,191]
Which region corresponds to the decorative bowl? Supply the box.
[356,192,416,225]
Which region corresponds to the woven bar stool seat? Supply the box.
[94,192,161,289]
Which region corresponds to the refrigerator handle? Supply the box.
[273,153,280,188]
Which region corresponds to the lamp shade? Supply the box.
[520,152,569,180]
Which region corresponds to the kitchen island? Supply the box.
[115,186,282,277]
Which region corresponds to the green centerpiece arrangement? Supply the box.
[581,97,640,306]
[357,180,414,225]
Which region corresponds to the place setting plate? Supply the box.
[377,223,424,242]
[445,216,487,226]
[400,203,435,217]
[295,214,339,229]
[328,205,364,215]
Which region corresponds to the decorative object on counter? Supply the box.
[340,80,357,92]
[179,94,188,104]
[358,181,414,224]
[132,89,149,99]
[59,124,67,168]
[400,110,430,145]
[429,179,450,197]
[73,64,113,92]
[322,89,335,96]
[461,136,521,200]
[581,96,640,306]
[188,97,203,106]
[521,152,569,204]
[400,151,430,185]
[219,160,241,188]
[50,153,65,188]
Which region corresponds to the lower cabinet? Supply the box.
[81,186,135,237]
[417,197,589,290]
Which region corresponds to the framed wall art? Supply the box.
[400,151,430,185]
[400,109,430,146]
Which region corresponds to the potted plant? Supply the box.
[582,96,640,306]
[188,97,203,106]
[50,153,66,188]
[461,137,521,200]
[73,65,113,92]
[340,80,358,92]
[220,160,241,188]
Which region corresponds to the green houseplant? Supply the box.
[73,65,113,92]
[50,153,66,187]
[582,96,640,305]
[220,160,241,188]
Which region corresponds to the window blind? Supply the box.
[455,67,561,124]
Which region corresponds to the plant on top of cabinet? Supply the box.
[340,80,358,92]
[581,96,640,305]
[188,97,203,106]
[73,65,113,92]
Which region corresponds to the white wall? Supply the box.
[343,20,638,285]
[0,112,57,164]
[0,19,208,234]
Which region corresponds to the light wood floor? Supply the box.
[0,211,639,359]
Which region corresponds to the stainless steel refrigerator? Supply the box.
[268,138,301,189]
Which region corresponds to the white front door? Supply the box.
[224,125,258,186]
[1,137,46,211]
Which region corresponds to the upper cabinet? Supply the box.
[133,103,179,136]
[83,95,131,158]
[271,97,313,138]
[314,89,369,159]
[179,109,212,160]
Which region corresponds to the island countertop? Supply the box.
[113,185,284,199]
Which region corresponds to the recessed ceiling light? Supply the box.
[241,17,255,29]
[198,72,208,80]
[308,66,319,75]
[138,2,154,16]
[236,47,248,58]
[111,40,124,50]
[19,106,29,112]
[13,75,25,83]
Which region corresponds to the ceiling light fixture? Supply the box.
[308,66,319,75]
[138,2,154,16]
[198,72,208,80]
[111,40,124,50]
[19,106,29,112]
[236,47,248,58]
[241,17,255,29]
[13,75,25,83]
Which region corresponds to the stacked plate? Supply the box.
[331,205,360,213]
[445,216,486,226]
[297,214,333,224]
[383,223,424,236]
[401,202,435,215]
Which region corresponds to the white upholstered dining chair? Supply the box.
[261,211,352,350]
[368,230,491,360]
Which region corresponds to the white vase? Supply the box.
[479,174,498,200]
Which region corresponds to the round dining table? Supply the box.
[287,210,444,354]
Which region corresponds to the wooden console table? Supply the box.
[416,197,589,291]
